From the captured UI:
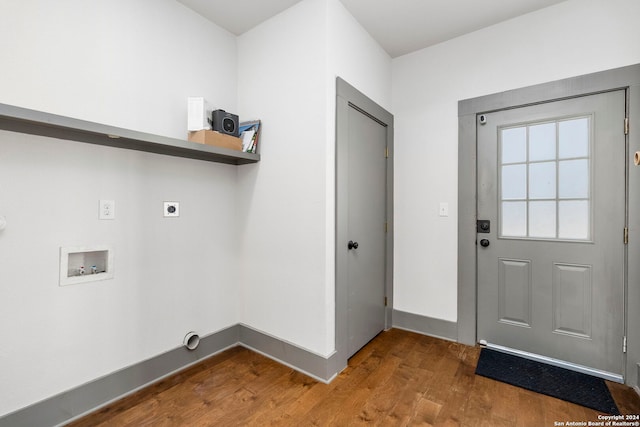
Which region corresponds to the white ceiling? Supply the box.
[177,0,304,35]
[177,0,568,58]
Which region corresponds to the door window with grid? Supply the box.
[499,116,592,240]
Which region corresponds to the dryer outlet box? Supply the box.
[164,202,180,217]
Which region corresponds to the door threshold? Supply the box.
[485,343,624,384]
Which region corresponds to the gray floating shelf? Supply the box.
[0,103,260,165]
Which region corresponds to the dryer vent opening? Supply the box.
[183,332,200,351]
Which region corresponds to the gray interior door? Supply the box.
[477,90,626,379]
[346,105,387,358]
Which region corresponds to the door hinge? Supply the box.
[385,147,389,158]
[384,296,388,307]
[624,227,629,244]
[624,117,629,135]
[385,222,388,233]
[623,336,627,353]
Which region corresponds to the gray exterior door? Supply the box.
[477,90,626,379]
[346,105,387,358]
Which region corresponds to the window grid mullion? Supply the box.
[498,115,591,241]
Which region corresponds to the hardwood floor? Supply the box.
[68,329,640,426]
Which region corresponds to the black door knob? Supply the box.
[480,239,490,247]
[348,240,359,250]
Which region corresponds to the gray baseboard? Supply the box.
[2,316,460,427]
[238,324,337,384]
[0,324,337,427]
[0,325,241,427]
[392,309,458,342]
[0,315,461,427]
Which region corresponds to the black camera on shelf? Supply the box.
[211,109,239,137]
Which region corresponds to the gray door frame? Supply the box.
[335,77,394,372]
[458,63,640,387]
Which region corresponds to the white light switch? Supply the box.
[99,200,115,220]
[439,202,449,217]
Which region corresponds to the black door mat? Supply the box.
[475,348,619,415]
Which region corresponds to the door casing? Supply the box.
[335,77,394,372]
[458,64,640,387]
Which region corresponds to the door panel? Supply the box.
[498,258,531,327]
[552,263,592,338]
[477,90,626,377]
[346,105,387,358]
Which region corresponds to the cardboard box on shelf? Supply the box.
[188,130,242,151]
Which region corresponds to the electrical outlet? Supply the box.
[439,202,449,217]
[164,201,180,217]
[99,200,115,220]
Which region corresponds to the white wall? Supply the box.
[324,0,392,352]
[392,0,640,322]
[236,0,331,356]
[0,0,391,414]
[237,0,391,356]
[326,0,392,112]
[0,0,240,416]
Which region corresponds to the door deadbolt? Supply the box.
[477,220,490,233]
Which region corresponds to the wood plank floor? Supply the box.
[68,329,640,426]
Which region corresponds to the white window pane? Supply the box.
[529,201,556,238]
[502,164,527,200]
[529,122,556,161]
[559,159,589,199]
[559,118,589,159]
[529,161,556,200]
[501,127,527,164]
[559,201,589,239]
[502,202,527,237]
